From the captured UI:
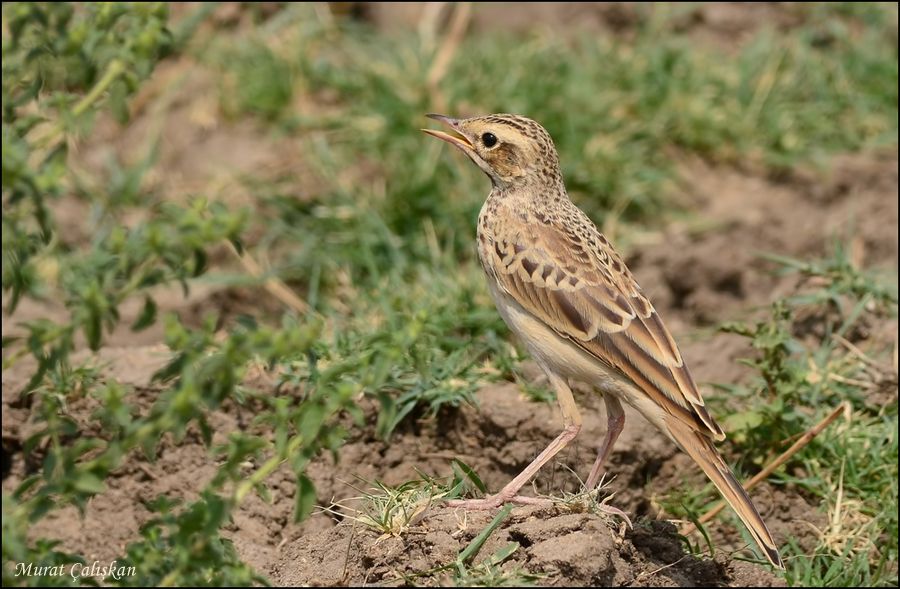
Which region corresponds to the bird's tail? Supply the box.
[666,418,784,569]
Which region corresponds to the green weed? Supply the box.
[673,244,898,585]
[2,3,898,586]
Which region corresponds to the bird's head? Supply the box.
[422,113,562,189]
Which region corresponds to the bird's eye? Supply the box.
[481,132,498,148]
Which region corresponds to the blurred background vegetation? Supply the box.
[2,2,897,586]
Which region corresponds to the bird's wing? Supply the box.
[486,215,725,440]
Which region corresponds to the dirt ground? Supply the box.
[4,149,896,585]
[3,3,899,587]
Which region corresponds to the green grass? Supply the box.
[225,20,899,585]
[219,2,897,271]
[3,2,898,587]
[217,0,898,433]
[667,245,898,586]
[319,474,522,585]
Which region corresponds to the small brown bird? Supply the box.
[423,113,783,569]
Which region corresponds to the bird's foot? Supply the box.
[584,479,633,529]
[593,499,633,529]
[445,493,552,510]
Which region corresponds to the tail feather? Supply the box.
[667,418,784,569]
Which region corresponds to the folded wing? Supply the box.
[486,219,725,441]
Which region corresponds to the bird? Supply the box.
[422,113,783,569]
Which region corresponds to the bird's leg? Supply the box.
[585,394,625,491]
[446,371,581,510]
[576,394,631,526]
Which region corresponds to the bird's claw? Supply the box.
[594,500,633,529]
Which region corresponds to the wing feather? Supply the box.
[488,222,725,440]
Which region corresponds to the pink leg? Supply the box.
[447,371,582,510]
[585,394,625,491]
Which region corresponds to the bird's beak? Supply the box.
[421,113,474,152]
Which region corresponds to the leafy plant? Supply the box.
[717,301,809,447]
[680,244,899,585]
[1,4,358,586]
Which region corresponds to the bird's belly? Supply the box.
[487,281,620,390]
